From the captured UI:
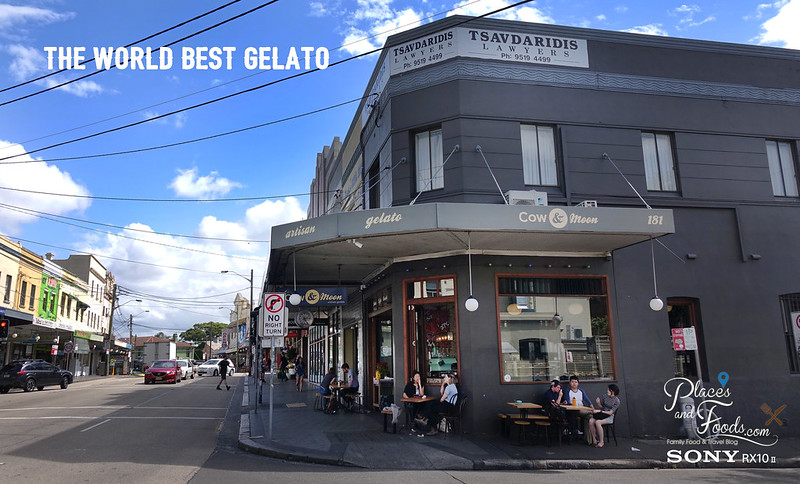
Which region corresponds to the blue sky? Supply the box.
[0,0,797,336]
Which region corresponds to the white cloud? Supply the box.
[0,140,91,234]
[671,4,716,31]
[622,24,669,36]
[3,44,105,97]
[309,2,329,17]
[143,110,188,129]
[596,14,607,22]
[78,197,306,333]
[168,167,243,199]
[0,4,74,39]
[755,0,800,48]
[449,0,554,24]
[340,5,423,55]
[744,1,787,21]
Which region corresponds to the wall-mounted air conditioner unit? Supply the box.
[505,190,548,206]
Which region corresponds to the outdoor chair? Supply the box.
[439,393,468,437]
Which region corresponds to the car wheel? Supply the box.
[0,386,10,394]
[61,377,69,389]
[37,386,44,391]
[24,379,36,392]
[190,374,194,379]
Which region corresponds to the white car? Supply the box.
[197,359,234,377]
[176,359,196,379]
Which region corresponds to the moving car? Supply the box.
[177,359,196,379]
[0,359,73,393]
[144,359,181,384]
[197,359,234,377]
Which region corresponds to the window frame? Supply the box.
[520,124,559,186]
[641,131,678,192]
[414,128,444,194]
[779,294,800,373]
[766,140,799,197]
[496,274,615,385]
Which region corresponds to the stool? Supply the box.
[534,420,551,446]
[313,393,324,411]
[322,395,336,413]
[513,420,531,445]
[497,413,508,436]
[381,409,397,433]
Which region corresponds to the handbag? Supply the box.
[592,411,610,420]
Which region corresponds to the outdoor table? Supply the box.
[562,404,593,443]
[506,401,542,418]
[400,396,437,430]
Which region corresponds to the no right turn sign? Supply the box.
[261,293,287,337]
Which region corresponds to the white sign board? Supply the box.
[682,327,698,351]
[260,293,287,337]
[262,337,284,349]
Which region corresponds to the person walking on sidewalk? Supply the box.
[217,358,231,390]
[295,356,306,391]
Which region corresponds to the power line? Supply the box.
[0,97,361,165]
[0,201,269,243]
[0,0,243,94]
[0,0,281,107]
[5,234,245,274]
[0,184,314,202]
[0,0,487,152]
[0,1,524,164]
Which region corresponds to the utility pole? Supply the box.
[129,314,133,374]
[105,283,117,377]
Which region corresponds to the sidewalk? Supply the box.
[237,377,800,470]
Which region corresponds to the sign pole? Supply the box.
[261,292,287,441]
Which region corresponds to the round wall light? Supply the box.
[465,296,479,312]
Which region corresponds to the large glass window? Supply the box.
[641,132,678,191]
[415,129,443,193]
[405,276,459,380]
[520,124,557,186]
[766,140,798,197]
[498,277,613,383]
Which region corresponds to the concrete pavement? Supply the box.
[235,376,800,470]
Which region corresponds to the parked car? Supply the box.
[177,359,196,379]
[197,359,234,377]
[144,359,181,384]
[0,359,73,393]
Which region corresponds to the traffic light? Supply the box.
[0,319,8,338]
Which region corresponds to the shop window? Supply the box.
[3,274,11,303]
[641,132,678,191]
[779,294,800,373]
[498,276,613,383]
[667,298,708,380]
[415,128,443,193]
[29,284,36,310]
[766,140,798,197]
[520,124,557,186]
[19,281,27,308]
[405,276,459,380]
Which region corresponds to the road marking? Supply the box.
[0,406,227,412]
[0,416,223,421]
[81,419,111,432]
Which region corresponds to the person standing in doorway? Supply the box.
[295,356,306,391]
[217,357,231,390]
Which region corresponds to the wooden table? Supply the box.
[400,396,437,430]
[561,404,593,443]
[506,401,542,418]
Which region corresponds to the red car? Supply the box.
[144,360,182,384]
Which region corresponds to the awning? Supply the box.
[267,202,674,287]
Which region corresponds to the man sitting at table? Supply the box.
[543,379,568,423]
[565,375,594,440]
[339,363,359,399]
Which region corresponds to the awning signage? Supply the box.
[33,316,56,329]
[290,287,348,306]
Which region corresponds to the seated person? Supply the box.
[403,370,426,422]
[419,373,458,436]
[543,379,567,422]
[565,375,594,439]
[339,362,359,399]
[317,367,336,395]
[589,384,621,448]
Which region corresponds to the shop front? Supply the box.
[266,202,672,431]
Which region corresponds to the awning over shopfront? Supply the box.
[267,202,674,287]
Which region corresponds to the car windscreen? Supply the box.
[0,363,22,372]
[203,360,220,365]
[151,361,175,368]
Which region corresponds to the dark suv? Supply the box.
[0,359,73,393]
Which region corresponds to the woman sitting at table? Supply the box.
[403,370,426,419]
[589,384,621,448]
[418,373,458,436]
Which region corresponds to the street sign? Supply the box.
[682,327,698,351]
[671,328,685,351]
[261,293,287,337]
[64,341,74,353]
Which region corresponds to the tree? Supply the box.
[154,331,168,339]
[180,321,227,343]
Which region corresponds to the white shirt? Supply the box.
[568,389,582,405]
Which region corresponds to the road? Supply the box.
[0,376,796,483]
